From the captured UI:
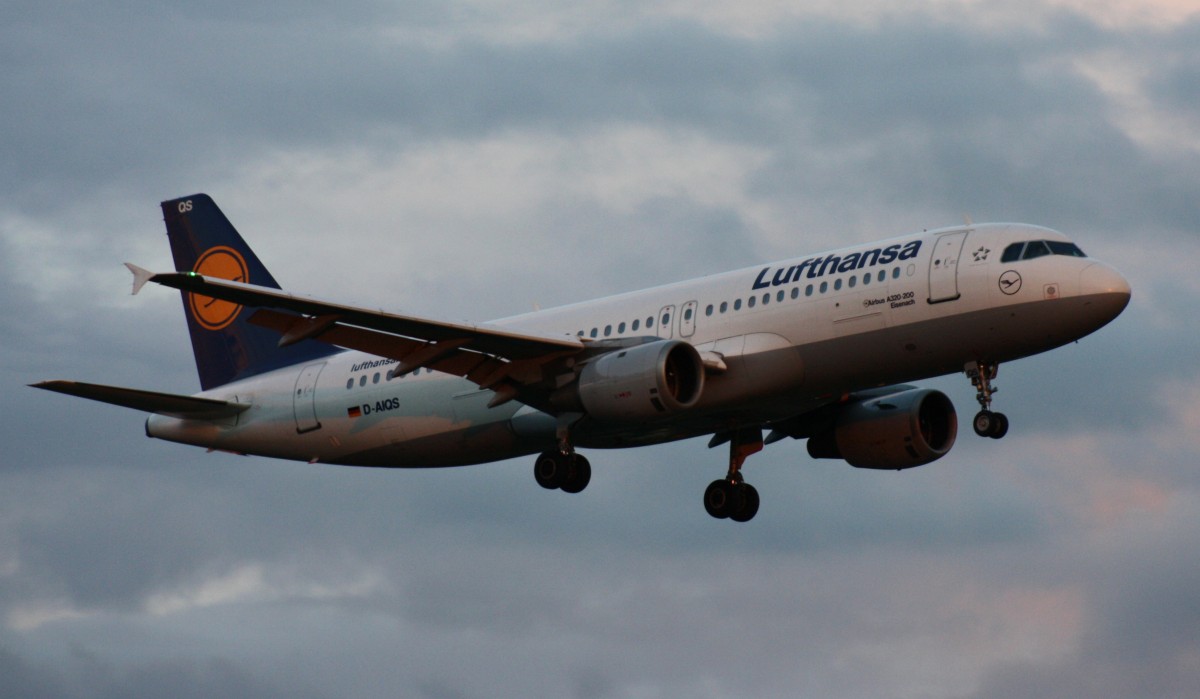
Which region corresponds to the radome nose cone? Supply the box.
[1078,263,1132,328]
[1080,262,1132,299]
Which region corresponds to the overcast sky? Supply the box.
[3,1,1199,697]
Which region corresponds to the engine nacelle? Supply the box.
[575,340,705,422]
[806,388,957,470]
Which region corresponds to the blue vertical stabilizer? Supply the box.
[161,194,339,390]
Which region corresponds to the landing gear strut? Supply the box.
[966,361,1009,439]
[704,428,762,522]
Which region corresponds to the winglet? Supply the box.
[124,262,155,295]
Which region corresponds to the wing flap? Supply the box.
[249,309,553,395]
[31,380,249,419]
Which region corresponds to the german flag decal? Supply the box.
[347,406,362,419]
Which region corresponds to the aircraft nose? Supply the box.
[1078,262,1132,320]
[1079,262,1132,298]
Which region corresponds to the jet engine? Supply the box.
[574,339,705,421]
[806,388,957,469]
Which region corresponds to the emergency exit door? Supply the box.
[293,362,325,433]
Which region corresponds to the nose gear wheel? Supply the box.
[966,361,1009,439]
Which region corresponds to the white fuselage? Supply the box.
[146,223,1130,467]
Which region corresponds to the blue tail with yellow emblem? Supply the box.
[161,194,339,390]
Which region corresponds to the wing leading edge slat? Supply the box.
[146,271,583,359]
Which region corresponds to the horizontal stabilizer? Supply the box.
[30,380,249,419]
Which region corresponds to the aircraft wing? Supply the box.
[133,266,588,408]
[30,380,249,419]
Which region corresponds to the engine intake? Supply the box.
[575,339,704,422]
[807,388,957,469]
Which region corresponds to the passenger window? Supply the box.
[647,316,654,328]
[791,288,799,299]
[748,296,757,308]
[761,294,769,305]
[1001,242,1025,263]
[661,313,670,326]
[877,270,885,283]
[848,276,856,288]
[720,301,728,313]
[705,304,713,316]
[862,273,870,285]
[590,328,598,338]
[834,278,842,291]
[632,319,640,331]
[346,378,353,390]
[820,281,828,293]
[359,375,367,387]
[892,268,900,279]
[805,284,814,297]
[734,299,742,310]
[373,372,380,384]
[777,290,785,302]
[684,308,693,321]
[604,324,612,337]
[618,321,626,333]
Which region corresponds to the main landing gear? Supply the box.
[534,419,591,493]
[703,428,762,523]
[534,449,592,493]
[532,417,763,522]
[966,361,1009,439]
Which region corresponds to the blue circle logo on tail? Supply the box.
[189,246,248,330]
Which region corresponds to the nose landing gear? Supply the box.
[966,361,1009,439]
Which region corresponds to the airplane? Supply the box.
[32,194,1131,522]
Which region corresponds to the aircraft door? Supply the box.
[657,305,676,339]
[928,231,968,303]
[680,300,698,338]
[293,362,326,433]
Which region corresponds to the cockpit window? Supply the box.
[1023,241,1051,260]
[1001,243,1024,263]
[1046,241,1086,257]
[1001,240,1087,263]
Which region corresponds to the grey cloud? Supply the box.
[0,645,67,699]
[3,10,1197,263]
[967,517,1200,699]
[2,4,1197,699]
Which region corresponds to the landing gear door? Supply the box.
[928,230,968,303]
[293,362,325,433]
[657,305,676,339]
